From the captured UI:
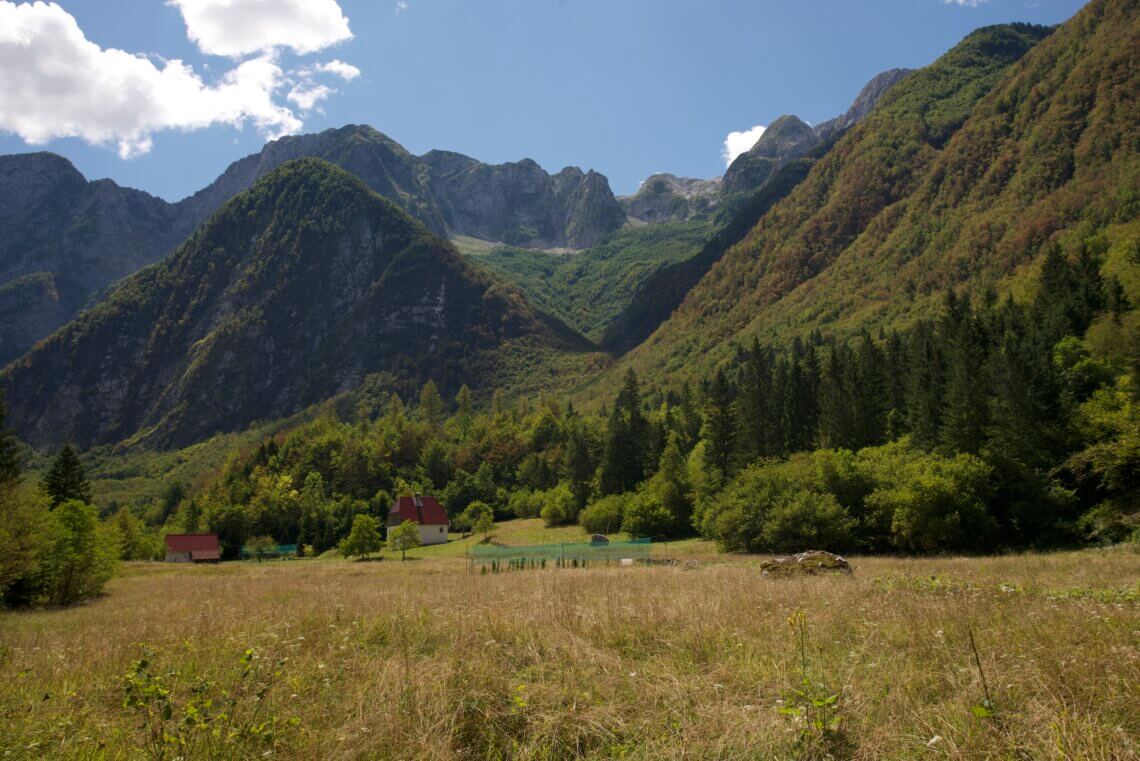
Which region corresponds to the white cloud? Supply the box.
[287,83,332,110]
[942,0,988,5]
[0,1,301,158]
[395,1,409,13]
[315,59,360,81]
[168,0,352,57]
[722,124,766,166]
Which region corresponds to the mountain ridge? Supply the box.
[2,158,599,449]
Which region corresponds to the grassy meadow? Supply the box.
[0,538,1137,760]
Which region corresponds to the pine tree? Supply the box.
[940,302,990,454]
[456,384,474,439]
[418,381,445,429]
[599,369,649,494]
[702,368,737,478]
[905,322,944,450]
[736,339,776,461]
[43,444,91,507]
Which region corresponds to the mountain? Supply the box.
[456,220,709,341]
[813,68,913,141]
[601,157,818,354]
[618,68,911,231]
[721,70,913,198]
[615,3,1135,385]
[1,159,595,449]
[619,174,722,224]
[0,153,192,365]
[600,69,913,352]
[177,125,626,250]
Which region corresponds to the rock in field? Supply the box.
[760,550,852,577]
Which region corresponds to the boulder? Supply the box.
[760,550,852,577]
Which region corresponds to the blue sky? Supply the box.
[0,0,1089,200]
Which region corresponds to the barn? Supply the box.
[387,495,449,545]
[165,533,222,563]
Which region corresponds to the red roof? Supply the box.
[165,534,220,553]
[388,495,448,526]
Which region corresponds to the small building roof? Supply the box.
[388,495,448,526]
[165,533,220,553]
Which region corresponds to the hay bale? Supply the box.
[760,550,852,578]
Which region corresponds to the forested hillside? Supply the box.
[1,159,598,450]
[614,5,1136,387]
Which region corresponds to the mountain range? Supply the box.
[1,0,1135,453]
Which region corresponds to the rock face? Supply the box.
[0,127,627,365]
[619,174,722,224]
[1,159,590,449]
[180,125,626,250]
[721,69,912,198]
[760,551,853,577]
[813,68,912,141]
[0,153,192,365]
[721,115,819,196]
[422,151,626,248]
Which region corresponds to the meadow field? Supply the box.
[0,536,1137,760]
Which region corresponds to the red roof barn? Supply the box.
[387,495,449,545]
[165,533,221,563]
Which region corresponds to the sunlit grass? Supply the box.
[1,546,1136,759]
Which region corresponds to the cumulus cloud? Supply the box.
[722,124,766,166]
[315,59,360,81]
[396,1,409,13]
[287,83,332,111]
[0,1,301,158]
[168,0,352,57]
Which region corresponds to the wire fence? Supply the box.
[470,538,652,566]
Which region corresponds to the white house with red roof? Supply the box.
[387,494,450,545]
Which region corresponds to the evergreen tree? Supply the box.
[599,370,649,494]
[43,444,91,508]
[905,322,944,449]
[418,381,445,429]
[702,368,737,479]
[456,385,474,439]
[736,339,776,461]
[940,300,990,454]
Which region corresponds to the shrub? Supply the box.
[340,514,383,559]
[507,489,544,519]
[620,492,674,539]
[760,491,856,553]
[39,499,119,606]
[539,483,578,527]
[864,452,994,553]
[580,494,627,534]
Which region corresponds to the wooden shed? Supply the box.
[165,533,221,563]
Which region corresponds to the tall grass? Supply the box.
[0,547,1136,759]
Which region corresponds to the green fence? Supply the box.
[470,538,651,566]
[240,543,298,560]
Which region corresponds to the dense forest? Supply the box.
[4,236,1126,579]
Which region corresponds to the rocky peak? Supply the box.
[619,173,723,224]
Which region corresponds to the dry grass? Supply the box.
[1,547,1137,759]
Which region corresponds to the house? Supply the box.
[387,495,449,545]
[165,533,221,563]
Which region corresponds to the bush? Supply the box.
[760,491,855,553]
[580,494,627,534]
[39,500,119,606]
[620,492,674,538]
[863,451,995,553]
[507,489,544,519]
[539,483,578,526]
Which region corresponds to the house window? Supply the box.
[439,526,445,533]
